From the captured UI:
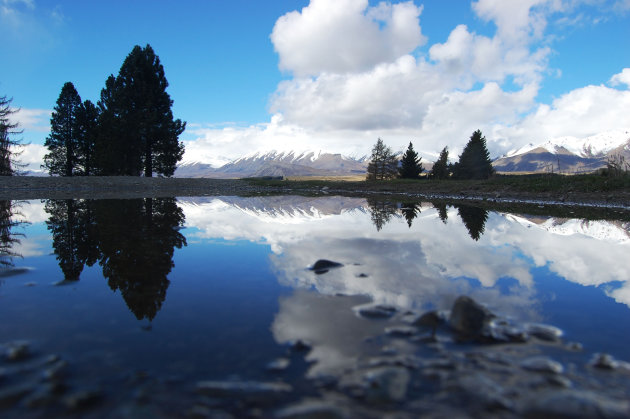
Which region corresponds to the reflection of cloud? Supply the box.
[179,196,630,311]
[272,290,382,377]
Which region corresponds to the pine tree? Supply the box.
[75,100,100,176]
[452,130,494,179]
[96,45,185,177]
[398,142,423,179]
[431,146,450,180]
[43,82,82,176]
[0,95,23,176]
[366,138,398,180]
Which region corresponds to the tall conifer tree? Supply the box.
[97,45,185,176]
[0,95,23,176]
[398,142,423,179]
[452,130,494,180]
[43,82,82,176]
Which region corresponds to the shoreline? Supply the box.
[1,176,628,211]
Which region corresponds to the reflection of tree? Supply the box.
[433,202,448,224]
[95,198,186,320]
[45,200,99,281]
[456,205,489,241]
[400,202,420,228]
[367,198,398,232]
[0,200,25,269]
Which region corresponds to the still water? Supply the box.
[1,196,629,416]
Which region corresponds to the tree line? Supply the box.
[367,129,495,181]
[43,44,185,177]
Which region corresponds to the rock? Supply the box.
[524,323,564,342]
[275,400,348,419]
[42,359,68,381]
[4,340,31,361]
[63,389,102,410]
[412,310,446,335]
[310,260,344,274]
[0,382,36,407]
[290,339,312,352]
[588,353,629,371]
[355,303,398,319]
[522,390,630,418]
[196,381,292,400]
[385,326,418,337]
[448,296,495,338]
[361,367,410,403]
[266,358,290,372]
[520,357,564,374]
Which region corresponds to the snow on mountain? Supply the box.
[505,130,630,158]
[176,149,368,178]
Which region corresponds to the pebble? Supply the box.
[275,400,348,419]
[63,389,102,410]
[196,380,293,398]
[355,303,398,319]
[385,326,418,337]
[309,259,344,274]
[522,389,630,418]
[4,340,31,361]
[266,358,290,372]
[524,323,564,342]
[520,357,564,374]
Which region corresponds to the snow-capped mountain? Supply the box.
[494,130,630,173]
[176,150,368,178]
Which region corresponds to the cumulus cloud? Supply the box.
[610,68,630,88]
[271,0,425,76]
[180,1,630,165]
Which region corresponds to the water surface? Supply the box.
[1,196,629,416]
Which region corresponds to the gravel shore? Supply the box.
[1,176,628,211]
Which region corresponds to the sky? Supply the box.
[2,0,629,170]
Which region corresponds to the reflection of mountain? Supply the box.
[43,198,187,320]
[177,195,630,310]
[505,214,630,244]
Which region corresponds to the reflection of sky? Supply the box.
[6,197,630,370]
[178,197,630,313]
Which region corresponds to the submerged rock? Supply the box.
[266,358,290,372]
[522,389,630,418]
[4,340,31,362]
[275,400,349,419]
[309,259,344,275]
[355,303,398,319]
[196,380,292,398]
[360,367,411,403]
[520,356,564,374]
[448,296,495,339]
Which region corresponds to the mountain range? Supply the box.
[175,130,630,178]
[175,150,369,178]
[492,130,630,174]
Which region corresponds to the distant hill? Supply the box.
[493,131,630,174]
[176,150,369,178]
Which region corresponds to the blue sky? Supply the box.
[2,0,629,168]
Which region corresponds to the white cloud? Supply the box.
[271,0,425,76]
[11,107,51,132]
[610,68,630,88]
[15,143,46,173]
[493,82,630,148]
